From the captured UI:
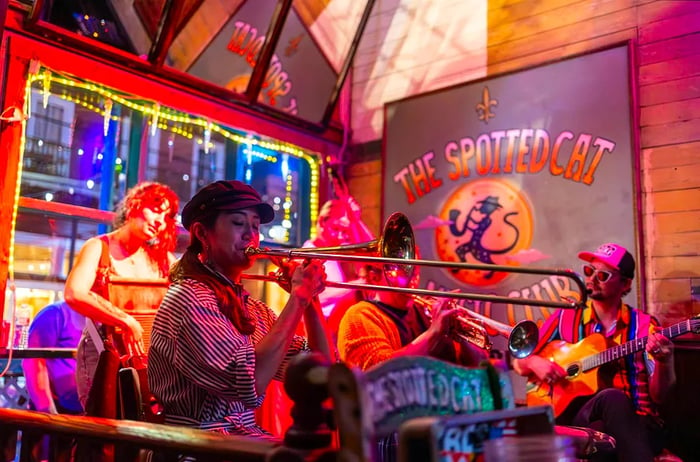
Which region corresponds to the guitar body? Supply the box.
[526,334,609,417]
[525,316,700,418]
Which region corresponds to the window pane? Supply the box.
[22,71,317,248]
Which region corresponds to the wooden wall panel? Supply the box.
[645,188,700,214]
[348,0,700,331]
[638,31,700,65]
[486,28,637,75]
[640,98,700,127]
[640,75,700,107]
[642,118,700,148]
[652,210,700,235]
[487,1,636,49]
[645,163,700,193]
[643,141,700,169]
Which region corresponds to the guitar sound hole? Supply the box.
[566,364,579,377]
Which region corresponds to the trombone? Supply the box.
[243,212,587,358]
[244,212,588,310]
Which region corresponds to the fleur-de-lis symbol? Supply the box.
[476,86,498,123]
[285,34,303,57]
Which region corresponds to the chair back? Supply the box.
[108,277,169,354]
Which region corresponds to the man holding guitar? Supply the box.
[513,243,678,462]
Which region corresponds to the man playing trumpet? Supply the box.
[336,262,488,372]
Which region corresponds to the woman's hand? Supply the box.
[121,314,145,357]
[290,259,327,304]
[268,256,296,293]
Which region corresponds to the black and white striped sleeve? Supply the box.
[165,283,260,407]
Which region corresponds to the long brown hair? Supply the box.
[114,182,179,277]
[169,211,255,335]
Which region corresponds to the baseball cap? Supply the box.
[578,243,635,279]
[181,180,275,231]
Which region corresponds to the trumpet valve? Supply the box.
[244,246,259,256]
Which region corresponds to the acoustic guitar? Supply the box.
[526,316,700,417]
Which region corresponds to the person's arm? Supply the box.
[646,330,676,403]
[511,310,567,384]
[344,196,375,243]
[22,308,59,413]
[64,237,143,350]
[395,302,466,359]
[253,260,326,393]
[511,354,567,384]
[303,297,334,360]
[22,358,56,413]
[453,339,490,367]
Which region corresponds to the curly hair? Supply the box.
[114,181,180,277]
[169,211,255,335]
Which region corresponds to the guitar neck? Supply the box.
[582,319,692,372]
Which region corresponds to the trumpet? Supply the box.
[411,295,539,359]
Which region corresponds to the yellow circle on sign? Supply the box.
[435,179,533,287]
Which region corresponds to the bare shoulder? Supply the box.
[167,251,178,266]
[75,236,107,261]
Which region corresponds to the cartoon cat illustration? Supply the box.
[449,195,519,279]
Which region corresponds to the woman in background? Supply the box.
[64,181,179,410]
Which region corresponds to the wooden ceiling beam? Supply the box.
[244,0,294,104]
[321,0,376,127]
[148,0,182,67]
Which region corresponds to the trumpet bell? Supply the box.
[508,320,539,359]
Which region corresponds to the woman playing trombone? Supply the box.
[148,180,332,439]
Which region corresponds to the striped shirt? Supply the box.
[148,278,308,438]
[534,301,658,417]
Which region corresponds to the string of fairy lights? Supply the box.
[1,64,330,357]
[7,66,324,310]
[22,68,321,239]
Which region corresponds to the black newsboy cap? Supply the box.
[181,180,275,230]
